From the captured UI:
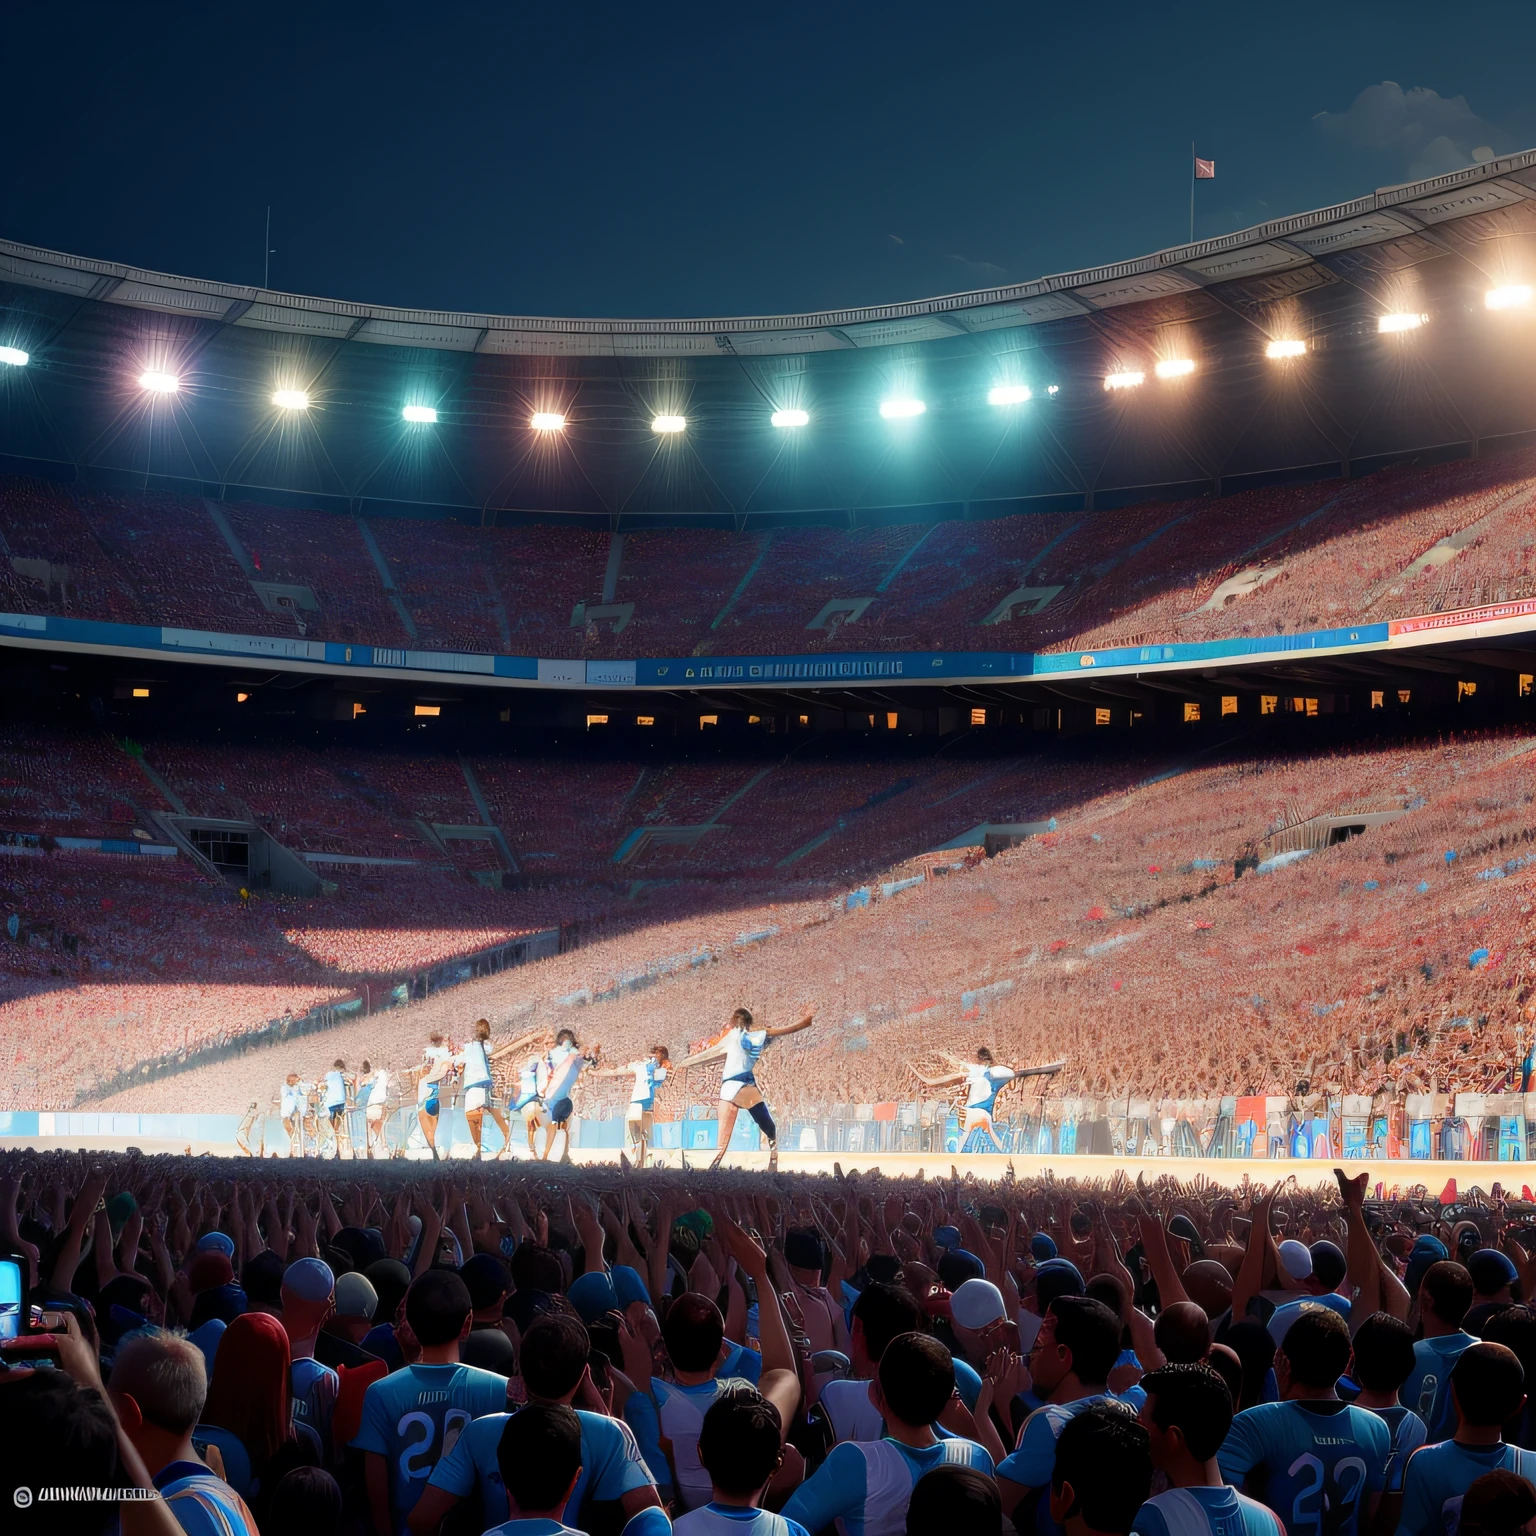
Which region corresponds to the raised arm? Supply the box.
[719,1218,801,1439]
[674,1040,729,1070]
[765,1008,816,1040]
[907,1063,967,1089]
[488,1026,547,1062]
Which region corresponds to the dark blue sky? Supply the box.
[8,2,1532,319]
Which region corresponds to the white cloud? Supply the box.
[947,253,1007,279]
[1313,81,1504,177]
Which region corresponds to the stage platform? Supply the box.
[0,1136,1520,1194]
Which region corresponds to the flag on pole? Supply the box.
[1194,157,1216,179]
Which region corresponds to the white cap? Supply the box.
[1278,1239,1313,1280]
[951,1278,1008,1330]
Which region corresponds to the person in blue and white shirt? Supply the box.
[782,1332,992,1536]
[351,1269,509,1535]
[996,1293,1130,1531]
[1396,1342,1536,1536]
[675,1005,816,1172]
[1132,1363,1283,1536]
[322,1059,353,1159]
[1216,1309,1388,1536]
[907,1048,1063,1153]
[458,1019,513,1161]
[359,1059,390,1160]
[593,1044,671,1167]
[413,1034,454,1162]
[541,1030,597,1164]
[674,1388,811,1536]
[280,1071,314,1158]
[483,1402,589,1536]
[409,1311,661,1535]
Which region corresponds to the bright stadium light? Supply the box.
[402,404,437,423]
[1154,358,1196,379]
[272,388,310,410]
[1486,285,1532,311]
[651,414,686,433]
[1046,384,1060,395]
[879,398,926,419]
[1103,371,1145,391]
[530,411,566,432]
[988,384,1032,406]
[770,408,809,428]
[1265,338,1307,359]
[1378,312,1427,333]
[0,346,28,368]
[139,370,180,394]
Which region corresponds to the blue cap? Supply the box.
[932,1225,961,1251]
[195,1231,236,1258]
[1404,1234,1449,1301]
[1468,1248,1520,1296]
[1030,1232,1058,1262]
[611,1265,650,1309]
[282,1257,335,1304]
[1036,1258,1086,1310]
[568,1270,620,1323]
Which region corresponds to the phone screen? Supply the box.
[0,1260,21,1342]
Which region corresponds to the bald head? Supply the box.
[109,1329,207,1434]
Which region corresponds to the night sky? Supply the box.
[8,2,1532,320]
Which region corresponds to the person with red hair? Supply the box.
[194,1310,321,1515]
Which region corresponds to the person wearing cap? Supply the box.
[783,1228,848,1357]
[282,1257,341,1463]
[1396,1343,1536,1536]
[1401,1261,1477,1442]
[1265,1241,1352,1346]
[461,1253,514,1333]
[950,1279,1013,1374]
[320,1271,382,1368]
[1463,1251,1523,1338]
[997,1295,1126,1530]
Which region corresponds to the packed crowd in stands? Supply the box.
[77,725,1536,1134]
[3,452,1535,662]
[9,1152,1536,1536]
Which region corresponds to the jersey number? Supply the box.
[397,1408,471,1481]
[1288,1452,1367,1536]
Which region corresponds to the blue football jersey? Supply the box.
[1217,1400,1390,1536]
[1131,1485,1284,1536]
[1395,1440,1536,1536]
[351,1362,507,1534]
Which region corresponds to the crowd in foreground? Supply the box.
[6,1157,1536,1536]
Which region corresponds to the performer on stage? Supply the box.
[676,1005,815,1170]
[322,1059,355,1159]
[592,1044,670,1167]
[907,1047,1064,1152]
[358,1059,391,1159]
[470,1020,547,1160]
[412,1033,454,1161]
[540,1029,597,1164]
[281,1070,314,1158]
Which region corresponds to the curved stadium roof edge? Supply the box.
[6,150,1536,357]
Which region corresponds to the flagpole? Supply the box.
[1190,142,1195,244]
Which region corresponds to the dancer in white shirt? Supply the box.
[676,1005,815,1171]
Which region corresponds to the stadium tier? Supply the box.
[1,451,1535,666]
[5,714,1529,1131]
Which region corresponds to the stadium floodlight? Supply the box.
[1378,312,1427,334]
[770,408,810,428]
[1103,371,1145,391]
[879,398,926,419]
[272,388,310,410]
[530,411,566,432]
[1154,358,1196,379]
[0,346,28,368]
[651,414,686,433]
[988,384,1032,406]
[402,404,437,423]
[1265,338,1307,359]
[1046,384,1060,395]
[138,370,180,394]
[1485,285,1532,311]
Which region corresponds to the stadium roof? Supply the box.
[7,152,1536,357]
